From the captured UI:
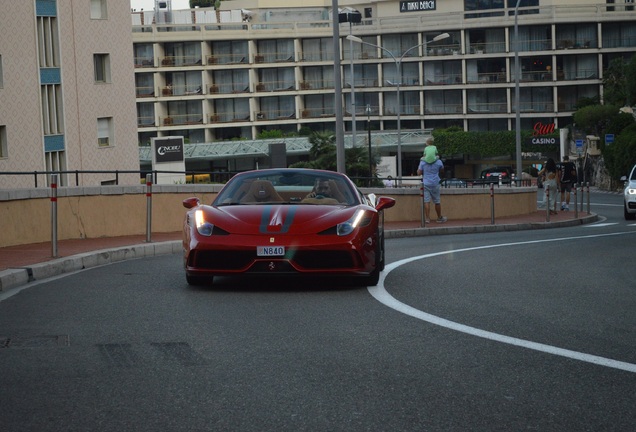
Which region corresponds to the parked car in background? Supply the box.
[478,166,512,184]
[440,178,467,188]
[622,164,636,220]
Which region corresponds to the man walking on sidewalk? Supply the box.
[417,155,447,224]
[558,155,577,211]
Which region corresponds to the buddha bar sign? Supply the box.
[527,122,559,145]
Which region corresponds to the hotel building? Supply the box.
[0,0,140,188]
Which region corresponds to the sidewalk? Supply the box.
[0,209,597,291]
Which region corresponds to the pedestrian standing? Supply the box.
[557,155,576,211]
[538,158,559,214]
[417,156,447,223]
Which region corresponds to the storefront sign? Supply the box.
[154,137,184,163]
[527,121,559,145]
[400,1,437,12]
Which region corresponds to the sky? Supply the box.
[130,0,192,11]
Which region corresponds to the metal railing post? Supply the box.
[573,183,579,219]
[146,174,153,243]
[420,182,426,227]
[490,182,495,224]
[545,185,550,222]
[580,184,584,213]
[586,182,591,214]
[50,174,58,258]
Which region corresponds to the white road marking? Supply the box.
[370,231,636,374]
[585,223,618,227]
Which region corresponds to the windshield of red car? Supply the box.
[214,171,359,206]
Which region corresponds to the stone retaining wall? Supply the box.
[0,184,537,248]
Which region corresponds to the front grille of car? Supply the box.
[628,202,636,209]
[190,250,358,271]
[292,250,356,269]
[190,250,254,270]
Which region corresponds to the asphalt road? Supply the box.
[1,191,635,431]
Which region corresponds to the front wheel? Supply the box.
[362,230,383,286]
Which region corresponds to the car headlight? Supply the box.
[194,209,214,236]
[336,210,368,236]
[627,188,636,195]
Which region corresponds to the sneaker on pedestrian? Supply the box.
[425,219,431,224]
[436,216,448,223]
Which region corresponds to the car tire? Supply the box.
[363,230,382,286]
[625,203,636,220]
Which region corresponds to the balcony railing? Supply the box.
[160,55,203,66]
[255,81,296,92]
[467,103,507,113]
[206,53,248,65]
[134,57,154,68]
[161,114,204,126]
[255,110,296,120]
[135,86,155,97]
[160,84,203,96]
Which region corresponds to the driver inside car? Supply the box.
[302,178,343,204]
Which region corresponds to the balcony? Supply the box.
[255,110,296,120]
[162,114,204,126]
[300,108,335,118]
[255,81,295,92]
[161,84,203,96]
[160,55,203,67]
[207,53,248,65]
[134,57,154,68]
[135,86,155,97]
[467,103,507,114]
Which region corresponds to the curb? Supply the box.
[0,241,182,292]
[385,213,599,238]
[0,213,599,292]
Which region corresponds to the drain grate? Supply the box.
[1,335,70,348]
[96,343,141,367]
[150,342,207,366]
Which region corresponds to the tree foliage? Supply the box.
[289,131,378,185]
[602,123,636,179]
[572,104,622,136]
[603,58,628,106]
[431,129,558,157]
[190,0,213,7]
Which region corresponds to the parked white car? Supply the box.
[622,164,636,220]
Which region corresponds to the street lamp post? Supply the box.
[366,104,372,186]
[347,33,450,185]
[514,0,523,185]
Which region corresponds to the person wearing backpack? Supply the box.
[558,155,577,211]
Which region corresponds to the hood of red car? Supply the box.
[205,204,364,235]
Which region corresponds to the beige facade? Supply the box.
[131,0,636,175]
[0,0,140,189]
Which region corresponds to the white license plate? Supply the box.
[257,246,285,256]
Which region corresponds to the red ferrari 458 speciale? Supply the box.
[182,168,396,286]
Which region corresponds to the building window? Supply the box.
[0,126,7,158]
[94,53,111,83]
[627,0,634,12]
[41,84,64,135]
[97,117,113,147]
[36,16,60,67]
[90,0,108,19]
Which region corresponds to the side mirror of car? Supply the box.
[183,197,201,209]
[375,196,396,211]
[620,176,627,182]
